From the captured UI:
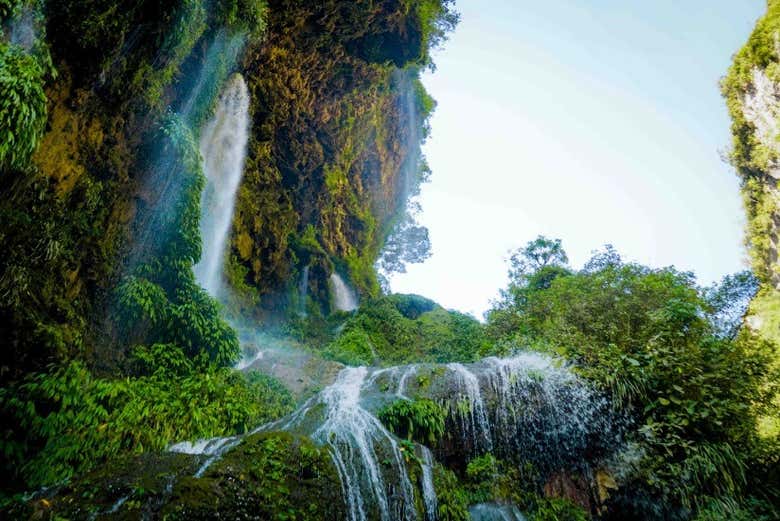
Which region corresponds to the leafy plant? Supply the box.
[0,361,294,490]
[0,43,47,171]
[378,398,445,445]
[487,239,780,516]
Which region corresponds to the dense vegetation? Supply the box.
[321,293,490,365]
[224,0,456,316]
[0,0,457,510]
[486,237,779,520]
[721,0,780,441]
[2,0,779,520]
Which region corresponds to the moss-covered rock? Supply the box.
[722,0,780,452]
[10,431,345,520]
[226,0,445,314]
[161,432,346,520]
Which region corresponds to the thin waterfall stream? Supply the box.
[194,73,250,298]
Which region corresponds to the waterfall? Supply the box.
[271,366,417,521]
[169,352,620,520]
[446,362,493,454]
[419,445,438,521]
[6,6,36,51]
[396,365,418,397]
[194,74,250,297]
[468,503,526,521]
[298,265,310,315]
[331,273,359,311]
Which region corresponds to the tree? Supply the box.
[507,235,568,284]
[487,240,778,517]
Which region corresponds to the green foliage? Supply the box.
[507,235,569,284]
[377,213,431,275]
[432,464,469,521]
[693,496,777,521]
[323,294,490,366]
[529,497,588,521]
[324,328,375,366]
[403,0,459,68]
[0,43,47,171]
[0,361,294,490]
[378,398,445,445]
[115,116,240,368]
[0,0,21,21]
[214,0,266,35]
[487,239,780,515]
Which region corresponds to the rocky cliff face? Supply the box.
[0,0,445,381]
[722,0,780,435]
[723,3,780,290]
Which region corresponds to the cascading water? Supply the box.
[419,445,438,521]
[6,5,36,51]
[298,265,310,315]
[331,273,359,311]
[446,362,493,454]
[273,367,418,521]
[468,503,526,521]
[170,352,621,521]
[193,74,250,297]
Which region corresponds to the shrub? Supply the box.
[378,398,445,445]
[487,240,780,515]
[0,43,47,171]
[0,361,293,490]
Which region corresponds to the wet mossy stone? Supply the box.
[13,451,202,520]
[162,431,346,520]
[13,432,345,520]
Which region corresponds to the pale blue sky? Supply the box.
[389,0,766,317]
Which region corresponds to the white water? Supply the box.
[168,352,618,520]
[396,365,418,397]
[7,6,36,51]
[299,265,310,314]
[331,273,359,311]
[468,503,526,521]
[275,367,417,521]
[194,74,250,297]
[419,445,438,521]
[446,362,493,454]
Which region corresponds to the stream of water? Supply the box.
[331,273,359,311]
[193,74,250,298]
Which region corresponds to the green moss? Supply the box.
[131,0,208,109]
[432,464,469,521]
[162,432,345,520]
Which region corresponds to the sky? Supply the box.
[388,0,767,318]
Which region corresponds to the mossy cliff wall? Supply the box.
[0,0,447,381]
[229,0,439,318]
[722,0,780,436]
